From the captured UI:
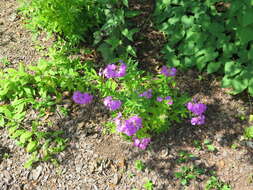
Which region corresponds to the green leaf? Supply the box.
[231,72,249,94]
[249,114,253,122]
[181,179,188,185]
[248,45,253,60]
[248,78,253,96]
[207,145,216,151]
[207,62,221,74]
[237,26,253,44]
[245,126,253,139]
[224,62,242,77]
[11,129,26,139]
[125,10,141,18]
[8,126,18,135]
[98,43,114,62]
[181,15,194,27]
[126,45,137,57]
[0,116,4,127]
[122,28,139,41]
[242,8,253,27]
[26,140,38,152]
[105,37,122,50]
[20,131,33,144]
[122,0,128,7]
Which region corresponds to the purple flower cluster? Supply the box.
[72,91,93,105]
[103,96,122,111]
[186,101,207,125]
[133,137,151,150]
[160,66,177,77]
[115,114,142,136]
[102,61,127,78]
[156,96,173,105]
[139,89,152,99]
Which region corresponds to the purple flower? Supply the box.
[133,137,151,150]
[128,116,142,130]
[72,91,93,104]
[103,96,122,111]
[191,115,205,125]
[156,97,163,102]
[169,67,177,76]
[117,63,127,77]
[160,66,177,77]
[139,89,152,99]
[165,96,173,105]
[156,96,173,105]
[116,115,142,136]
[186,102,207,116]
[103,61,127,78]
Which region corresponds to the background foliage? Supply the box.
[153,0,253,95]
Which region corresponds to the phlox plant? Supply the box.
[82,58,190,149]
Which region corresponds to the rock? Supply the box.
[111,174,121,185]
[245,141,253,149]
[76,163,83,173]
[9,13,19,22]
[3,171,12,184]
[32,165,43,180]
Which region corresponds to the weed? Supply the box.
[204,139,217,152]
[143,180,154,190]
[135,160,145,171]
[175,165,205,186]
[177,150,195,163]
[205,176,231,190]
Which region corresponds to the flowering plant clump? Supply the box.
[103,96,122,111]
[186,101,207,125]
[83,59,190,150]
[72,91,93,104]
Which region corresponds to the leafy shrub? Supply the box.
[18,0,104,44]
[93,0,141,62]
[153,0,253,95]
[0,51,94,167]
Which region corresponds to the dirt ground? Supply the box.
[1,0,253,190]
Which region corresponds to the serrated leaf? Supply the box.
[20,131,33,144]
[26,140,38,153]
[207,62,221,74]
